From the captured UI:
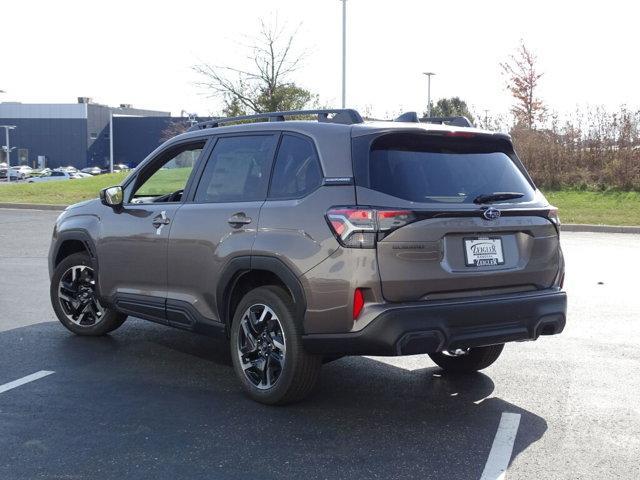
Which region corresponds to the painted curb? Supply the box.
[0,203,67,211]
[562,224,640,234]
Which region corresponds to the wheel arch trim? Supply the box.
[50,229,98,279]
[217,255,307,332]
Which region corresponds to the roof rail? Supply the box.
[421,116,474,128]
[187,108,364,131]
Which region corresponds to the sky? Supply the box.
[1,0,639,119]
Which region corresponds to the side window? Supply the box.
[194,135,277,203]
[131,142,205,203]
[269,134,322,199]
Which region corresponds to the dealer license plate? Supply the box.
[463,237,505,267]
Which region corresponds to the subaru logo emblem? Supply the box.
[483,208,501,221]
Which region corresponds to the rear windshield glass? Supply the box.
[365,133,535,204]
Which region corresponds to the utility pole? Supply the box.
[1,125,16,183]
[422,72,435,117]
[341,0,347,108]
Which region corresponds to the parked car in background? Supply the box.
[28,170,77,183]
[81,167,104,175]
[56,166,79,174]
[32,168,52,177]
[0,168,23,180]
[9,165,33,180]
[112,163,131,172]
[74,171,93,178]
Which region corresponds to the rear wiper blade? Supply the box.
[473,192,524,204]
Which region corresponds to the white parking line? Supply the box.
[0,370,55,394]
[480,412,521,480]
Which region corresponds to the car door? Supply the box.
[166,133,279,328]
[96,140,209,322]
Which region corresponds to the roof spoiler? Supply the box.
[393,112,474,128]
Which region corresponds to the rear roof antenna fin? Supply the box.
[394,111,420,123]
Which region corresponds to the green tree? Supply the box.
[425,97,475,124]
[193,19,315,116]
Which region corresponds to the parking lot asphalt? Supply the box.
[0,208,639,480]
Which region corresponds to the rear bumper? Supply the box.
[302,289,567,356]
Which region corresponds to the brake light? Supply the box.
[353,288,365,320]
[444,131,476,138]
[326,207,416,248]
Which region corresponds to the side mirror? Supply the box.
[100,185,123,208]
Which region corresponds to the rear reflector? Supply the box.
[353,288,364,320]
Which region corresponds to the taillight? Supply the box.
[548,207,561,226]
[353,288,364,320]
[326,207,416,248]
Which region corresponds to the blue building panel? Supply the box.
[0,101,170,169]
[113,117,193,167]
[0,117,87,168]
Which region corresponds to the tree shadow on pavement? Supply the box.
[0,320,547,480]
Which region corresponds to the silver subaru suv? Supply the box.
[48,109,567,404]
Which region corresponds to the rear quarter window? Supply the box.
[269,134,322,199]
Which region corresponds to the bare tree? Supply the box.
[501,42,546,129]
[160,120,190,143]
[193,18,314,115]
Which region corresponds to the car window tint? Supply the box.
[195,135,277,203]
[269,135,322,199]
[134,144,203,199]
[366,133,535,204]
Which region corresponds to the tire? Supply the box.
[428,344,505,373]
[230,285,322,405]
[50,252,127,336]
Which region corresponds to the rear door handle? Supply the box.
[228,212,252,227]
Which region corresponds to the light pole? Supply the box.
[109,113,114,173]
[340,0,347,108]
[423,72,435,117]
[1,125,16,183]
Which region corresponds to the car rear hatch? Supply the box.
[348,129,561,302]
